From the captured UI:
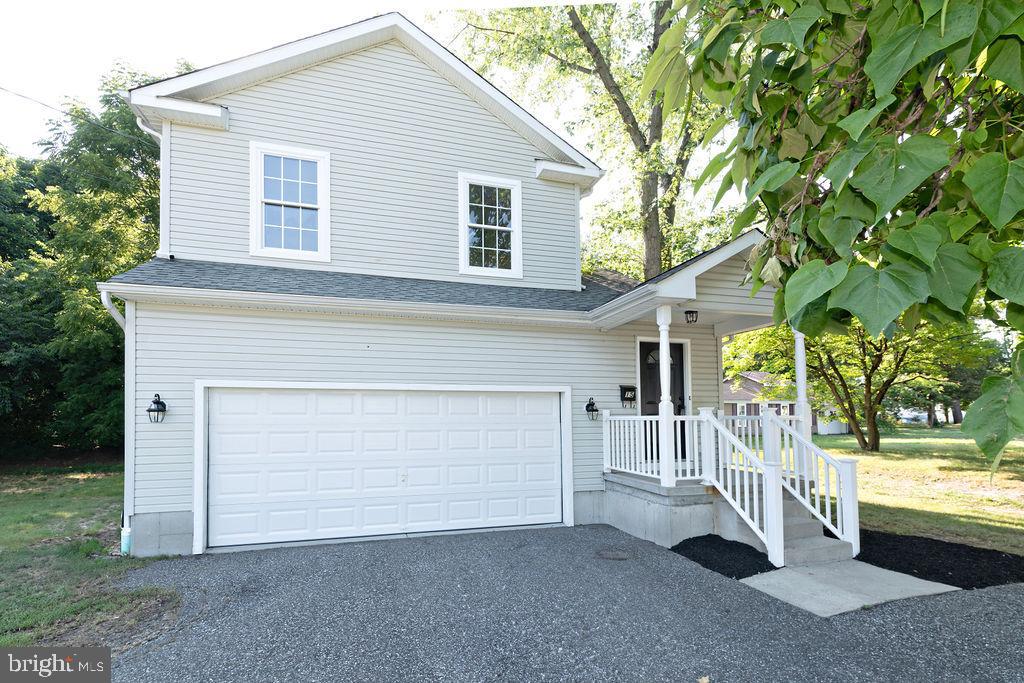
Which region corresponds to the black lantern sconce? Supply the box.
[684,309,699,324]
[585,397,600,421]
[147,394,167,423]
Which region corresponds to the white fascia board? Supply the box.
[130,15,398,99]
[128,13,600,176]
[96,282,594,328]
[536,160,603,193]
[589,287,665,330]
[130,93,229,130]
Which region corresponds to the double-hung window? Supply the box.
[250,141,331,262]
[458,172,522,278]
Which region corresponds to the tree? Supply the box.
[649,0,1024,464]
[583,202,736,280]
[458,2,715,279]
[724,320,999,450]
[0,149,62,261]
[0,66,161,454]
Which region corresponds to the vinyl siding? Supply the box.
[695,254,776,316]
[131,305,721,514]
[166,40,581,290]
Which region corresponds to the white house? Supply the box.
[99,14,858,567]
[722,372,850,435]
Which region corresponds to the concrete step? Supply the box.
[783,535,854,566]
[783,516,824,540]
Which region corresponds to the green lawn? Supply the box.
[0,463,176,648]
[815,426,1024,555]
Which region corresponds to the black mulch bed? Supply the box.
[854,528,1024,589]
[671,535,775,579]
[672,529,1024,589]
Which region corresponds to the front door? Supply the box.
[639,341,686,416]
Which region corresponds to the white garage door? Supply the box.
[206,388,563,547]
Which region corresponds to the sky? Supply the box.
[0,0,735,228]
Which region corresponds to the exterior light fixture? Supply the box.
[585,397,599,420]
[147,394,167,423]
[684,310,698,324]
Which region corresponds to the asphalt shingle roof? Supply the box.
[108,258,630,312]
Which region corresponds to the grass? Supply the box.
[0,462,176,648]
[815,426,1024,556]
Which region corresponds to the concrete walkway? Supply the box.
[742,560,960,616]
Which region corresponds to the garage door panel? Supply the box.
[207,388,562,547]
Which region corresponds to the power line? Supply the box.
[0,84,159,149]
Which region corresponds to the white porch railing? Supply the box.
[601,406,859,566]
[602,408,785,566]
[601,414,705,481]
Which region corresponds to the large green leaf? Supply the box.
[789,295,834,336]
[745,161,799,201]
[836,95,896,141]
[819,216,864,257]
[888,220,945,265]
[949,0,1024,71]
[963,153,1024,229]
[761,5,824,48]
[1006,302,1024,331]
[827,262,930,336]
[962,375,1024,460]
[927,242,983,311]
[850,135,951,222]
[784,259,849,320]
[984,36,1024,91]
[824,137,877,193]
[988,247,1024,305]
[864,4,980,97]
[779,129,809,159]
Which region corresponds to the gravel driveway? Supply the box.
[115,525,1024,682]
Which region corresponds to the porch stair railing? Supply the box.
[601,407,859,567]
[602,409,786,566]
[767,413,860,555]
[703,410,785,566]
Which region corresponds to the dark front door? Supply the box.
[639,342,686,416]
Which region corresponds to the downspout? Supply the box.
[101,290,130,553]
[101,290,126,331]
[135,116,162,142]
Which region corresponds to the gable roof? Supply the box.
[127,13,602,188]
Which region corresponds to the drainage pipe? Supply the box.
[101,289,130,553]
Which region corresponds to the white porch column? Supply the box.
[656,305,675,487]
[793,329,813,441]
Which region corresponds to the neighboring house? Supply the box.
[99,14,858,568]
[722,372,850,435]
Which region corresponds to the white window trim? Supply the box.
[457,172,523,279]
[249,140,331,263]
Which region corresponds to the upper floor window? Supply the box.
[249,141,331,262]
[458,172,522,278]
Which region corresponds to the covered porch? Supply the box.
[589,233,859,567]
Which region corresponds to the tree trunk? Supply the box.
[864,408,881,451]
[944,404,951,424]
[951,399,963,424]
[640,169,662,280]
[926,402,936,427]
